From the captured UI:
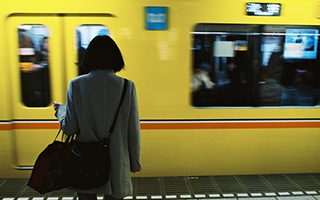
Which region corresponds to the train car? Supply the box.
[1,0,320,178]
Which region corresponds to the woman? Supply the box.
[54,36,141,200]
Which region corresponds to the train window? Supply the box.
[76,25,110,75]
[192,24,320,107]
[18,25,51,107]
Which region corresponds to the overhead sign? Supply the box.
[145,7,168,30]
[246,3,281,16]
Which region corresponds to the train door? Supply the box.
[6,14,116,169]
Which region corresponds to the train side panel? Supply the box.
[140,128,320,177]
[0,0,320,178]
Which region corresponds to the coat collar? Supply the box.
[89,69,115,76]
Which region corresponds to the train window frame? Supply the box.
[18,24,52,107]
[191,23,320,108]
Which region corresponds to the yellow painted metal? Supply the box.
[12,129,60,166]
[0,42,11,120]
[0,0,320,177]
[0,130,14,177]
[139,128,320,177]
[0,131,27,177]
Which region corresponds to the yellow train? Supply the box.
[1,0,320,178]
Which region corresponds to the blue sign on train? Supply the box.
[145,7,168,30]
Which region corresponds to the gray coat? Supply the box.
[55,69,141,199]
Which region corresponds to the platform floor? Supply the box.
[1,174,320,199]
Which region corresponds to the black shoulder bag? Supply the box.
[64,79,128,190]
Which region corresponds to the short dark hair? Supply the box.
[82,35,125,72]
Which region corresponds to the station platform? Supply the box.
[1,174,320,200]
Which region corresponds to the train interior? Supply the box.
[192,24,320,107]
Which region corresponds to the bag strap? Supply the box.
[54,129,62,141]
[54,128,74,143]
[109,79,128,134]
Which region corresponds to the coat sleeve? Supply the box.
[128,82,142,172]
[54,81,79,136]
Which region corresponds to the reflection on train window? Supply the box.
[76,25,110,75]
[18,25,51,107]
[192,24,320,107]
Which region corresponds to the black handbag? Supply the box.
[64,79,128,190]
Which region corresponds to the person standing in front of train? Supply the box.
[53,35,141,200]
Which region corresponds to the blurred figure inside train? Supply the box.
[192,62,216,106]
[282,69,319,106]
[36,36,49,67]
[218,59,248,106]
[259,67,282,106]
[18,25,51,107]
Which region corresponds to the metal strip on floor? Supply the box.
[0,174,320,199]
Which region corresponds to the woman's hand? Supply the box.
[53,101,63,111]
